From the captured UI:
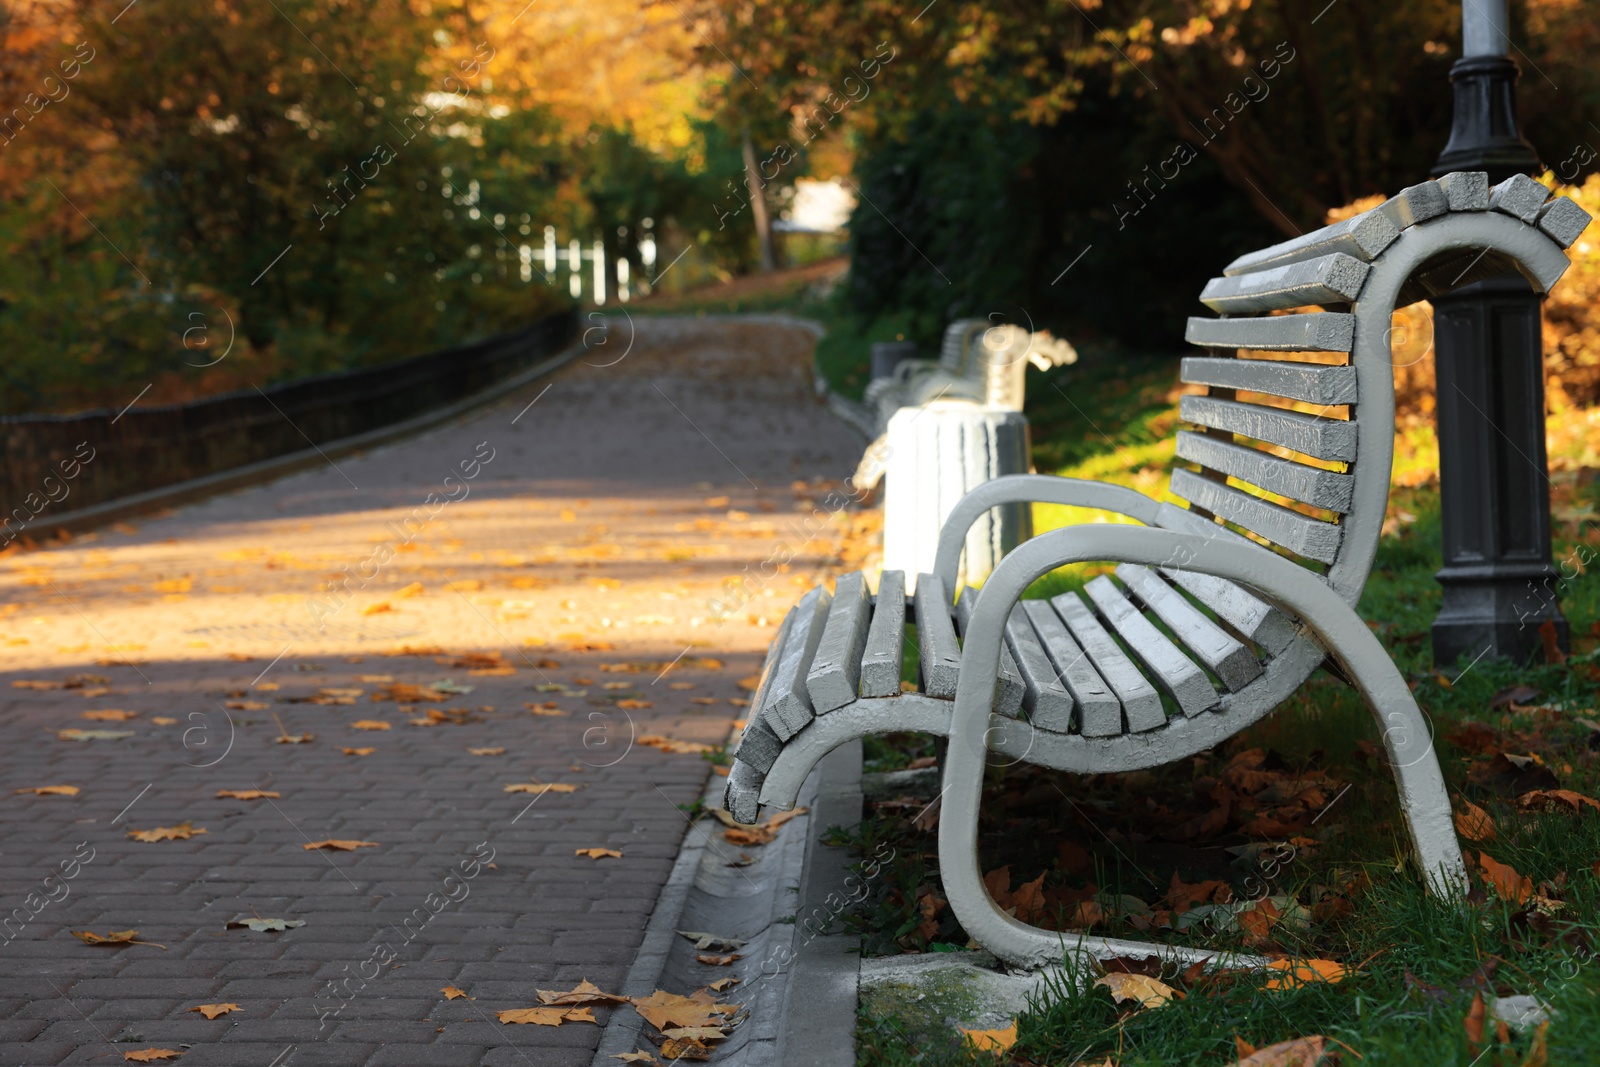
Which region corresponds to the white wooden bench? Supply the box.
[728,172,1591,970]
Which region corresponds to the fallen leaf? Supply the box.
[662,1026,727,1042]
[441,986,472,1000]
[216,790,280,800]
[342,747,376,756]
[225,700,270,711]
[629,989,736,1032]
[129,822,207,843]
[576,847,622,859]
[1263,959,1348,990]
[1234,1036,1329,1066]
[960,1020,1019,1052]
[12,679,61,689]
[151,716,178,725]
[274,733,315,744]
[14,785,79,796]
[362,602,394,615]
[1455,799,1497,842]
[188,1003,241,1019]
[659,1037,710,1061]
[350,720,391,731]
[73,929,166,949]
[498,1006,596,1025]
[707,977,739,992]
[696,953,742,966]
[505,782,580,794]
[82,709,138,721]
[613,1052,661,1065]
[1516,789,1600,815]
[469,747,506,756]
[226,917,305,932]
[1238,898,1282,946]
[720,807,807,846]
[536,979,628,1006]
[1477,851,1533,905]
[737,675,760,691]
[58,728,134,741]
[123,1050,182,1062]
[690,697,719,706]
[1465,989,1487,1052]
[678,931,746,951]
[303,840,379,851]
[1096,972,1177,1009]
[396,582,425,598]
[616,699,653,709]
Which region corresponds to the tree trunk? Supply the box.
[741,128,776,272]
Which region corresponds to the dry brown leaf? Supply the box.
[151,717,178,725]
[303,839,379,851]
[959,1019,1018,1052]
[659,1037,710,1061]
[736,675,760,691]
[576,847,622,859]
[1517,789,1600,815]
[630,990,732,1033]
[498,1006,595,1025]
[1455,799,1497,842]
[1234,1036,1329,1066]
[707,977,739,992]
[661,1026,727,1042]
[216,790,279,800]
[1096,972,1177,1009]
[696,953,741,966]
[720,807,807,846]
[1263,959,1348,990]
[536,979,628,1006]
[615,699,653,709]
[639,735,716,755]
[15,785,79,796]
[441,986,472,1000]
[350,720,391,731]
[469,747,507,756]
[123,1050,182,1062]
[188,1003,241,1019]
[470,666,517,676]
[226,700,269,711]
[505,782,580,795]
[12,679,61,689]
[612,1052,661,1065]
[342,747,376,756]
[83,709,137,721]
[73,929,165,949]
[690,698,719,706]
[1465,988,1487,1052]
[129,822,207,843]
[274,733,315,744]
[1477,851,1533,905]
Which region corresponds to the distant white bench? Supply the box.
[855,320,1077,589]
[730,172,1591,970]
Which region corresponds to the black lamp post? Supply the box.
[1427,0,1568,666]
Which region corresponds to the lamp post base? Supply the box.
[1432,561,1568,668]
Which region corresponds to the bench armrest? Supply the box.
[932,474,1162,593]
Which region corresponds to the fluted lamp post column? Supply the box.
[1427,0,1567,666]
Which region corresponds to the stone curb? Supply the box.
[589,741,864,1067]
[22,334,596,538]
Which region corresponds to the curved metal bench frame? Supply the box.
[733,176,1590,969]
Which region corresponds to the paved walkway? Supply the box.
[0,317,860,1065]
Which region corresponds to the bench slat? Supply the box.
[1224,210,1398,277]
[860,570,907,698]
[1021,599,1122,736]
[1179,395,1357,462]
[1538,196,1593,249]
[761,585,833,741]
[1175,430,1355,512]
[1181,356,1358,405]
[1051,593,1167,733]
[1185,313,1354,353]
[1115,564,1262,691]
[806,571,872,713]
[732,605,798,774]
[955,587,1027,717]
[1085,576,1218,716]
[1200,253,1371,314]
[914,573,962,699]
[1377,180,1450,231]
[1159,567,1300,655]
[1004,604,1075,732]
[1170,469,1343,564]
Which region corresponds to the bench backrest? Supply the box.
[1172,172,1589,606]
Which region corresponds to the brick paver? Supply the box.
[0,317,858,1064]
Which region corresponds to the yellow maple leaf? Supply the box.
[188,1003,241,1019]
[123,1049,182,1062]
[575,847,622,859]
[350,720,391,731]
[1095,972,1177,1008]
[960,1019,1018,1052]
[83,709,137,721]
[216,790,279,800]
[498,1006,594,1025]
[441,986,472,1000]
[73,929,166,949]
[129,822,207,843]
[342,747,376,756]
[151,717,178,725]
[536,979,628,1006]
[15,785,79,796]
[1264,958,1349,990]
[303,839,380,851]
